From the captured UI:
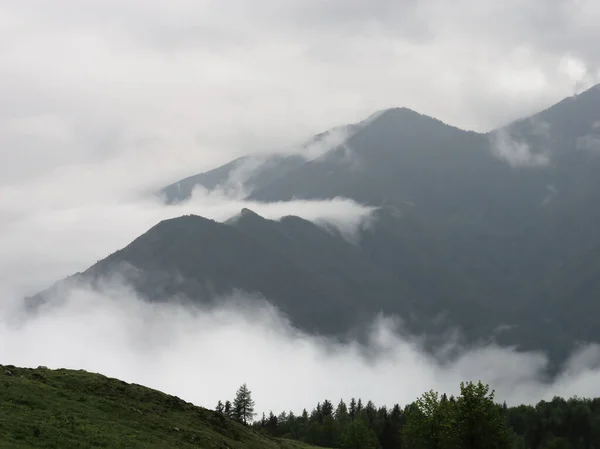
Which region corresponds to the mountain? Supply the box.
[35,84,600,369]
[29,211,439,339]
[159,123,360,204]
[0,364,325,449]
[160,154,307,204]
[26,206,551,359]
[241,85,600,362]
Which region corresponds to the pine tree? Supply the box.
[224,400,232,417]
[350,398,357,421]
[278,410,288,423]
[341,419,379,449]
[232,383,256,425]
[266,411,278,434]
[363,400,377,425]
[322,414,340,448]
[322,399,334,417]
[335,399,350,427]
[216,400,224,414]
[301,409,309,421]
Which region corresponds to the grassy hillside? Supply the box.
[0,364,327,449]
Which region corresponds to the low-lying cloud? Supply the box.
[577,133,600,153]
[1,193,373,298]
[3,278,600,416]
[2,147,600,418]
[489,128,551,168]
[3,0,600,424]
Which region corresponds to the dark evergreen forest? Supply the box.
[219,381,600,449]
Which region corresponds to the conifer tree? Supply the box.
[232,383,256,425]
[341,419,379,449]
[259,412,266,428]
[350,398,357,421]
[335,399,350,427]
[322,399,334,417]
[266,411,278,434]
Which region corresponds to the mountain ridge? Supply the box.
[31,84,600,371]
[161,84,600,203]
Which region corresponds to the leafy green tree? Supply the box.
[403,389,457,449]
[232,383,255,425]
[454,381,508,449]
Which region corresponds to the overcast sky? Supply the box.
[2,0,600,414]
[1,0,600,188]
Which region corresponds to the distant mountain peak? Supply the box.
[240,207,260,217]
[224,207,267,226]
[364,106,424,123]
[359,106,466,135]
[379,106,421,116]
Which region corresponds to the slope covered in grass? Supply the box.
[0,364,327,449]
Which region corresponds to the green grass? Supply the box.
[0,364,326,449]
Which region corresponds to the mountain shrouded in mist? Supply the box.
[32,84,600,370]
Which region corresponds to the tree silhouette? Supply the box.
[232,383,255,425]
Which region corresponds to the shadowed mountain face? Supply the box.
[160,154,308,204]
[159,123,360,204]
[35,84,600,369]
[31,209,501,346]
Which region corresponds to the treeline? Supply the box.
[216,383,255,425]
[219,381,600,449]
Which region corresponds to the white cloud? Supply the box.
[2,0,600,421]
[1,0,600,185]
[489,129,551,168]
[2,280,600,416]
[0,174,373,297]
[577,134,600,153]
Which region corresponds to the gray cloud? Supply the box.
[2,0,600,418]
[489,128,551,167]
[0,168,373,296]
[1,153,599,415]
[577,134,600,153]
[576,120,600,153]
[3,278,600,416]
[1,0,600,185]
